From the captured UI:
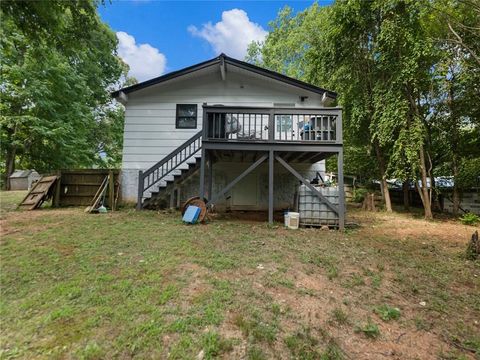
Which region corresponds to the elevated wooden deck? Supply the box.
[199,105,345,228]
[202,105,342,149]
[137,105,345,229]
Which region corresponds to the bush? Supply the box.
[352,188,368,203]
[460,213,480,226]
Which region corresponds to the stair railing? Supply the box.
[137,131,202,209]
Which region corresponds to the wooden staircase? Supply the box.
[137,131,203,210]
[142,154,202,209]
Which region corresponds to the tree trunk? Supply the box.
[403,180,410,211]
[447,69,460,215]
[430,173,441,212]
[452,154,460,215]
[373,140,392,212]
[418,146,433,220]
[5,145,16,190]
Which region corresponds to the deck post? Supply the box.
[199,147,206,200]
[268,109,275,141]
[336,109,343,144]
[337,148,345,230]
[268,150,274,224]
[136,170,143,210]
[169,188,175,209]
[207,150,213,200]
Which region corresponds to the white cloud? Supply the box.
[116,31,166,82]
[188,9,267,59]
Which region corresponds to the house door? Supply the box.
[232,172,258,207]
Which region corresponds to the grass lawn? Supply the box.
[0,191,479,359]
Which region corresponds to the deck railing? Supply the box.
[137,131,202,209]
[202,106,342,144]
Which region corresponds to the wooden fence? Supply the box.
[52,169,120,208]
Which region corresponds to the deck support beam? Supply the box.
[275,155,339,214]
[207,150,213,200]
[203,141,342,154]
[268,150,274,224]
[208,154,268,205]
[337,148,345,230]
[136,170,143,210]
[199,147,206,200]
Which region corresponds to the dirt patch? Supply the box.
[293,269,330,292]
[341,327,445,360]
[175,262,212,302]
[218,311,247,359]
[252,262,456,360]
[350,210,475,246]
[0,208,80,236]
[209,210,285,223]
[1,211,45,236]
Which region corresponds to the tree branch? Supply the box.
[447,22,480,67]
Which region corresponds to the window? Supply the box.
[176,104,197,129]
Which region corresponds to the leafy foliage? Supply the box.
[248,0,480,217]
[354,319,380,339]
[352,188,368,204]
[374,304,401,322]
[0,0,128,184]
[459,213,480,226]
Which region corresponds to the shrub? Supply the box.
[352,188,368,203]
[460,213,480,226]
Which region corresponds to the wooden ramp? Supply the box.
[18,175,59,210]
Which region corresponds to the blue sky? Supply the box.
[98,1,332,81]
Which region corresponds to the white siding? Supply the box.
[122,71,324,170]
[121,69,327,202]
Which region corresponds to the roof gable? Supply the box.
[112,54,336,100]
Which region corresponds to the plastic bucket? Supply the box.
[286,212,300,229]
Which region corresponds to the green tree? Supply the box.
[427,0,480,214]
[248,0,480,219]
[248,3,397,212]
[0,0,126,188]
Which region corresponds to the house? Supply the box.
[8,169,41,190]
[112,54,345,228]
[389,177,480,215]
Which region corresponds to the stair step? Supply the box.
[140,132,203,209]
[178,163,190,171]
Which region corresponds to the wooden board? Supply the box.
[18,176,59,210]
[85,176,109,213]
[53,169,120,207]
